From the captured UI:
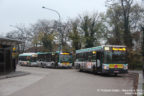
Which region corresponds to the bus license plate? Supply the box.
[114,71,119,73]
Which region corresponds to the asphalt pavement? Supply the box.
[0,66,138,96]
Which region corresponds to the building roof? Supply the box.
[0,36,22,46]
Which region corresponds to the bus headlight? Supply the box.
[103,64,109,70]
[58,62,61,65]
[124,64,128,70]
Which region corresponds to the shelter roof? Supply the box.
[0,36,22,46]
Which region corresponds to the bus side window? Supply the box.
[84,53,86,61]
[82,53,84,61]
[76,54,79,62]
[96,52,101,67]
[88,52,92,61]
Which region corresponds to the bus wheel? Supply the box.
[28,64,31,67]
[114,73,118,76]
[52,63,55,68]
[79,69,82,72]
[41,63,44,68]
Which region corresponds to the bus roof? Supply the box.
[76,46,103,53]
[76,45,126,53]
[36,52,53,55]
[19,53,37,56]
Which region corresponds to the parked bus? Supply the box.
[75,45,128,75]
[54,51,73,68]
[37,52,55,68]
[18,53,38,66]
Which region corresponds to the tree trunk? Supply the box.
[121,0,133,49]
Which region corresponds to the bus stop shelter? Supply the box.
[0,37,22,74]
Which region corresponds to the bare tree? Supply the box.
[6,24,31,52]
[30,20,58,52]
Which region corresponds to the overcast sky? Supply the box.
[0,0,108,36]
[0,0,142,36]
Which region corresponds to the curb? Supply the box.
[0,71,30,80]
[129,70,143,96]
[137,72,143,96]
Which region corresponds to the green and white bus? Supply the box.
[36,51,73,68]
[18,53,38,66]
[37,52,55,68]
[54,51,73,68]
[75,45,128,75]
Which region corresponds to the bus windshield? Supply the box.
[60,54,72,62]
[19,56,29,61]
[104,51,127,64]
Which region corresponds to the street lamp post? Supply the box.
[42,6,62,52]
[42,6,61,23]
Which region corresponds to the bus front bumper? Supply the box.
[102,69,128,74]
[58,63,72,68]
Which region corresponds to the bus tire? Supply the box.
[28,64,31,67]
[52,63,55,68]
[41,63,44,68]
[114,73,118,76]
[79,69,82,72]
